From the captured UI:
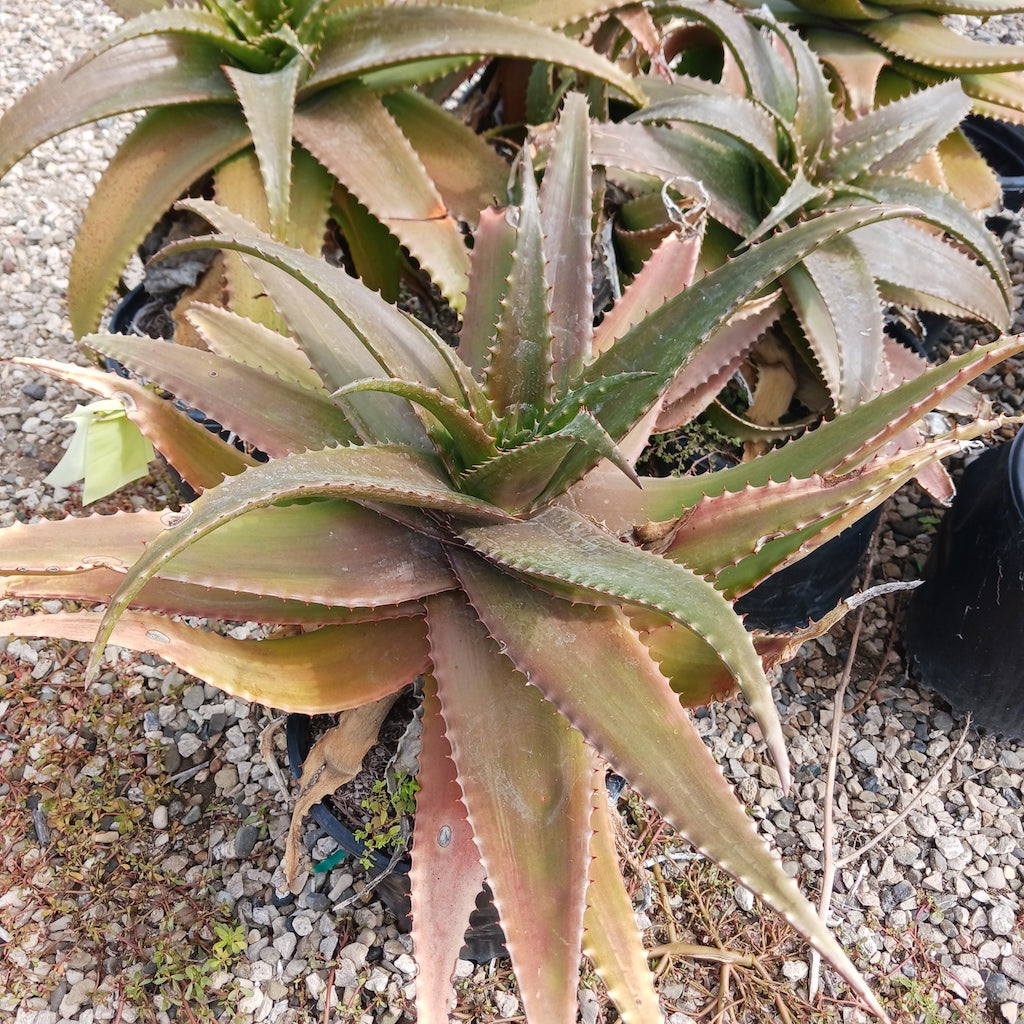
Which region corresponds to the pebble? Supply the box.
[989,904,1016,936]
[234,824,260,859]
[273,932,297,961]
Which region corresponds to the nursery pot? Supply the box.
[962,115,1024,212]
[734,507,883,633]
[285,713,507,964]
[903,431,1024,739]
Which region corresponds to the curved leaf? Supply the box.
[2,572,427,627]
[69,106,251,334]
[864,14,1024,73]
[0,35,235,178]
[2,611,426,715]
[583,783,663,1024]
[309,6,645,104]
[16,358,255,491]
[456,506,790,790]
[84,333,357,456]
[293,82,471,309]
[184,303,326,390]
[0,499,455,607]
[382,90,510,227]
[84,443,513,680]
[827,79,972,180]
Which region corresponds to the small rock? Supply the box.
[782,960,808,981]
[364,968,390,994]
[949,965,984,991]
[176,732,203,759]
[989,905,1016,937]
[986,972,1012,1003]
[334,959,359,988]
[273,932,297,960]
[851,739,878,768]
[340,942,369,970]
[59,979,97,1017]
[234,824,260,859]
[733,885,754,913]
[291,913,313,937]
[152,806,168,830]
[181,684,206,710]
[1002,955,1024,985]
[494,992,519,1017]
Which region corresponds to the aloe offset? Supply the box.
[3,96,1023,1023]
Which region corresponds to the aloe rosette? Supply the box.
[0,0,645,333]
[588,2,1011,457]
[3,97,1022,1022]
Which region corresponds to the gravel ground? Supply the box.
[2,4,1024,1024]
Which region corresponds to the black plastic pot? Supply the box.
[285,713,508,964]
[903,431,1024,739]
[734,506,883,633]
[962,115,1024,212]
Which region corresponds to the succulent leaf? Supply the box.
[2,610,427,715]
[582,782,663,1024]
[224,58,303,239]
[409,676,488,1024]
[68,106,251,335]
[449,553,885,1019]
[308,6,645,105]
[455,506,790,789]
[0,499,455,608]
[83,334,357,456]
[539,92,596,388]
[485,146,556,434]
[293,81,470,310]
[427,588,595,1024]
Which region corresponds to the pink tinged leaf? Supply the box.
[654,291,788,435]
[83,333,357,456]
[382,91,510,228]
[592,230,703,358]
[184,303,326,392]
[448,560,887,1021]
[1,611,427,715]
[458,206,518,378]
[0,500,455,608]
[293,82,470,311]
[455,507,791,792]
[426,590,594,1024]
[539,92,594,388]
[0,34,236,179]
[1,572,428,627]
[69,104,252,335]
[168,199,463,446]
[85,444,512,681]
[16,358,255,491]
[223,60,302,241]
[409,677,488,1024]
[784,235,885,412]
[583,780,663,1024]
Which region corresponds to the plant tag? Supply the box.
[45,399,155,505]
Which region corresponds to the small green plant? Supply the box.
[353,774,419,870]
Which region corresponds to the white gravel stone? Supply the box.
[989,903,1017,936]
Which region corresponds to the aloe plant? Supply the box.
[0,0,645,334]
[730,0,1024,123]
[3,97,1021,1023]
[588,3,1011,447]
